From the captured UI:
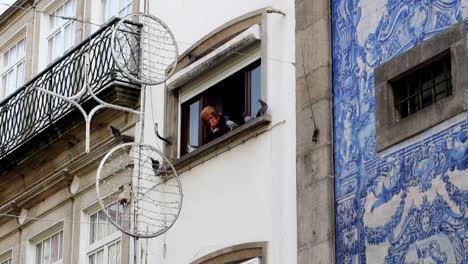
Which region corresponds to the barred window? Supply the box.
[391,52,452,119]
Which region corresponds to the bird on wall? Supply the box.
[187,144,198,153]
[118,184,131,206]
[151,158,160,171]
[256,99,268,117]
[109,126,134,143]
[110,126,122,139]
[224,115,239,130]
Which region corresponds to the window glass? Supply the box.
[35,243,42,264]
[34,230,64,264]
[250,65,261,116]
[189,100,200,146]
[102,0,131,22]
[3,51,8,67]
[87,203,122,264]
[48,0,75,63]
[16,61,24,87]
[7,70,15,95]
[17,39,25,58]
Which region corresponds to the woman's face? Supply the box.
[206,114,219,128]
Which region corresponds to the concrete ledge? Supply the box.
[173,115,271,174]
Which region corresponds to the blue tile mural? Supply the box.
[332,0,468,263]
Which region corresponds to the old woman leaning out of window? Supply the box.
[200,106,230,143]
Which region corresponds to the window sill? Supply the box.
[173,115,271,173]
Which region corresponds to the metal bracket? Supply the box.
[154,122,172,145]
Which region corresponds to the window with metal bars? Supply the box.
[391,51,452,119]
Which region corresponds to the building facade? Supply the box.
[333,0,468,263]
[0,0,337,263]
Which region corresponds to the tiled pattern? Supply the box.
[332,0,468,262]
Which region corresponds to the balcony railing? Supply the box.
[0,18,140,161]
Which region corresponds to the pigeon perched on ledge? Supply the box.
[151,158,160,171]
[256,99,268,117]
[110,126,121,138]
[224,115,239,130]
[187,144,198,153]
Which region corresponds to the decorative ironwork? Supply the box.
[0,18,140,160]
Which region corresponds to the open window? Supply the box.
[165,11,273,169]
[180,59,261,156]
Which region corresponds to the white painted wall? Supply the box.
[141,1,297,263]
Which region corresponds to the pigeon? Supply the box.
[244,115,253,123]
[256,99,268,117]
[187,144,198,153]
[224,115,238,130]
[118,184,131,206]
[110,126,121,139]
[151,158,160,171]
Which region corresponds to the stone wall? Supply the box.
[295,0,335,263]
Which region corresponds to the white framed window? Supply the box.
[34,230,64,264]
[102,0,132,22]
[1,38,25,99]
[0,259,11,264]
[47,0,75,62]
[0,249,12,264]
[87,202,122,264]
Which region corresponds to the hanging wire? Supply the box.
[0,2,297,67]
[0,2,102,27]
[0,212,119,225]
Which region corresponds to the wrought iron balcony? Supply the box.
[0,18,140,166]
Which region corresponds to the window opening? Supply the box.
[102,0,132,22]
[1,38,25,99]
[47,0,75,63]
[391,51,452,119]
[87,202,122,264]
[181,59,261,156]
[35,230,64,264]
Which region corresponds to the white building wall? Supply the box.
[142,1,297,263]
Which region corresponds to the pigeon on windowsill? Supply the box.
[187,144,198,153]
[256,99,268,117]
[224,115,239,130]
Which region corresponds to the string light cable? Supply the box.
[0,1,297,67]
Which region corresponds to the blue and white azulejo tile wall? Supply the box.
[332,0,468,263]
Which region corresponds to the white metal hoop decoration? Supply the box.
[96,142,183,238]
[111,13,179,85]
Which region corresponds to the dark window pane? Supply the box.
[409,95,420,114]
[397,100,409,118]
[422,89,433,108]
